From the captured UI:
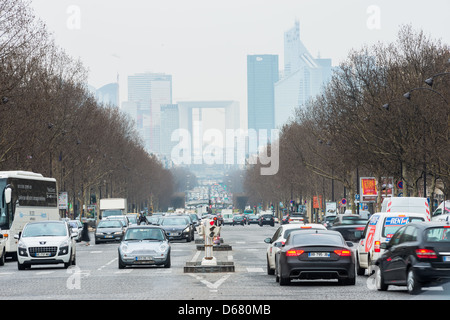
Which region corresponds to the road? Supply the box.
[1,223,448,301]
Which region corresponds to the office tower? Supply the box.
[275,21,332,128]
[127,72,172,154]
[160,103,180,162]
[247,54,279,153]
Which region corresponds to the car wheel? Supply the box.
[279,275,290,286]
[267,256,274,275]
[375,266,388,291]
[0,249,5,266]
[118,255,126,269]
[356,255,365,276]
[407,268,421,295]
[164,253,171,268]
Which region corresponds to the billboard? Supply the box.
[360,177,377,202]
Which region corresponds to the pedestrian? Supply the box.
[80,221,90,246]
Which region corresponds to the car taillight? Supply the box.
[286,249,304,257]
[374,241,380,253]
[415,248,437,259]
[334,249,351,256]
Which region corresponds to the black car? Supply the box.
[247,214,259,224]
[232,214,246,226]
[159,216,193,242]
[259,214,275,227]
[275,229,356,286]
[375,221,450,294]
[329,218,368,242]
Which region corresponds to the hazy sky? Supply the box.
[30,0,450,120]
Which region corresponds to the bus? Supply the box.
[0,171,59,259]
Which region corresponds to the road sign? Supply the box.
[341,198,347,205]
[397,181,403,189]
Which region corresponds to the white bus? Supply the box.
[0,171,59,259]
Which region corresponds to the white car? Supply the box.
[15,220,77,270]
[264,223,327,275]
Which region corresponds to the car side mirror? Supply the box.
[346,241,354,247]
[264,237,272,244]
[380,242,389,250]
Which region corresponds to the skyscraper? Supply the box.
[274,21,332,128]
[126,72,172,154]
[247,54,279,153]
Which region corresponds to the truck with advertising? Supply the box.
[99,198,128,219]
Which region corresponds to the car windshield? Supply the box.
[22,222,67,237]
[161,218,187,226]
[290,232,344,246]
[424,227,450,242]
[283,227,323,239]
[98,220,122,228]
[68,222,78,229]
[124,228,164,241]
[127,215,138,223]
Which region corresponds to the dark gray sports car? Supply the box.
[275,229,356,286]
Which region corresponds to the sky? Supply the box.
[29,0,450,128]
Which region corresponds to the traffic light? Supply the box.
[208,219,221,238]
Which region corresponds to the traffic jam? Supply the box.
[264,197,450,295]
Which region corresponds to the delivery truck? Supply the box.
[99,198,128,219]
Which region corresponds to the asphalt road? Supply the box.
[1,223,449,302]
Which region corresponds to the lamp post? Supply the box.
[403,86,449,199]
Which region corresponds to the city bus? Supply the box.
[0,171,59,259]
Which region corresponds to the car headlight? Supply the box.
[183,226,190,233]
[159,243,169,252]
[120,244,130,254]
[18,240,28,257]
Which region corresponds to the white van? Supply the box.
[221,209,234,225]
[356,211,428,275]
[381,197,430,220]
[431,200,450,221]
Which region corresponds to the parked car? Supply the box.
[15,221,77,270]
[264,223,327,275]
[375,221,450,294]
[275,229,356,286]
[95,219,126,244]
[259,214,275,227]
[118,226,171,269]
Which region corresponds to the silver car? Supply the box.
[118,226,170,269]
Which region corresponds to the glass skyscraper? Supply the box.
[247,54,279,152]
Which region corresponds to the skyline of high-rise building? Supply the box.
[274,20,332,128]
[126,72,172,154]
[247,54,279,154]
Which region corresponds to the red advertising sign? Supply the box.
[360,177,377,202]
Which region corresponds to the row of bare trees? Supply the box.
[0,0,175,215]
[244,25,450,214]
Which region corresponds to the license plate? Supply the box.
[104,235,113,238]
[136,256,153,261]
[308,252,330,258]
[443,256,450,262]
[35,252,51,257]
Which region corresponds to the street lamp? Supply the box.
[424,72,450,87]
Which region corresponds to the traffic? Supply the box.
[1,170,450,300]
